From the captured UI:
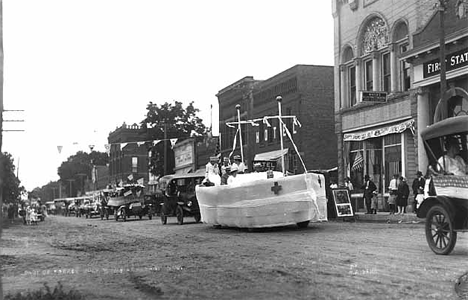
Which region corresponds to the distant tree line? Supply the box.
[0,152,25,204]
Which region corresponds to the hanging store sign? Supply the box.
[361,91,387,102]
[343,119,415,141]
[423,48,468,78]
[174,142,194,168]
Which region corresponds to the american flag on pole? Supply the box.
[351,151,363,171]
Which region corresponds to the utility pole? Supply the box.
[1,2,5,298]
[51,187,57,200]
[434,0,448,122]
[76,173,87,195]
[0,0,3,154]
[66,179,75,197]
[164,123,167,176]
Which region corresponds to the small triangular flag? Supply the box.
[170,138,178,149]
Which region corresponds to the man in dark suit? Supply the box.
[361,175,377,214]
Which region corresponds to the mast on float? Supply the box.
[236,104,244,162]
[276,96,286,176]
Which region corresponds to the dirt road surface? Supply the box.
[1,215,467,299]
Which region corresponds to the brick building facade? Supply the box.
[217,65,337,173]
[333,0,468,210]
[108,123,150,187]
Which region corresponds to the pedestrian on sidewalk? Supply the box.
[397,176,409,216]
[344,177,354,191]
[7,204,15,223]
[371,191,378,214]
[361,175,377,214]
[388,174,399,215]
[18,205,26,225]
[411,171,425,214]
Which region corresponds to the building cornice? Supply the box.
[400,29,468,61]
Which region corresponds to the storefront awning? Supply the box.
[343,119,415,142]
[254,148,288,162]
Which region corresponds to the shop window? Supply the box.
[381,52,391,92]
[349,141,364,188]
[256,131,260,143]
[383,134,402,192]
[365,138,382,193]
[349,65,357,106]
[364,60,373,91]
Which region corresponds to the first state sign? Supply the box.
[423,48,468,78]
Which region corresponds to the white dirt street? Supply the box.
[1,215,467,300]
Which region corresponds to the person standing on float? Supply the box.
[204,156,221,186]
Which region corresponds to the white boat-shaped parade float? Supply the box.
[195,96,328,229]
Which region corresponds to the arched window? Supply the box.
[362,17,389,54]
[358,16,390,93]
[393,21,410,91]
[341,46,356,107]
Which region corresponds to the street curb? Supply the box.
[352,213,424,224]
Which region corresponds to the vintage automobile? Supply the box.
[417,115,468,255]
[45,201,56,215]
[54,198,74,216]
[107,184,153,222]
[83,199,101,219]
[159,171,205,225]
[67,202,78,217]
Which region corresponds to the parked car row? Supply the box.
[52,170,206,225]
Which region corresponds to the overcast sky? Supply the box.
[2,0,334,191]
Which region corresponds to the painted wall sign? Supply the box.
[423,48,468,78]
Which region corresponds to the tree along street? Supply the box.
[1,215,467,300]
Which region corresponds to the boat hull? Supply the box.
[195,172,327,228]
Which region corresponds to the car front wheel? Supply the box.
[425,204,457,255]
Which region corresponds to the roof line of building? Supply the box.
[400,28,468,60]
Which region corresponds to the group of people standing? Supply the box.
[360,174,411,215]
[387,174,410,215]
[204,155,248,186]
[385,170,435,216]
[411,170,436,213]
